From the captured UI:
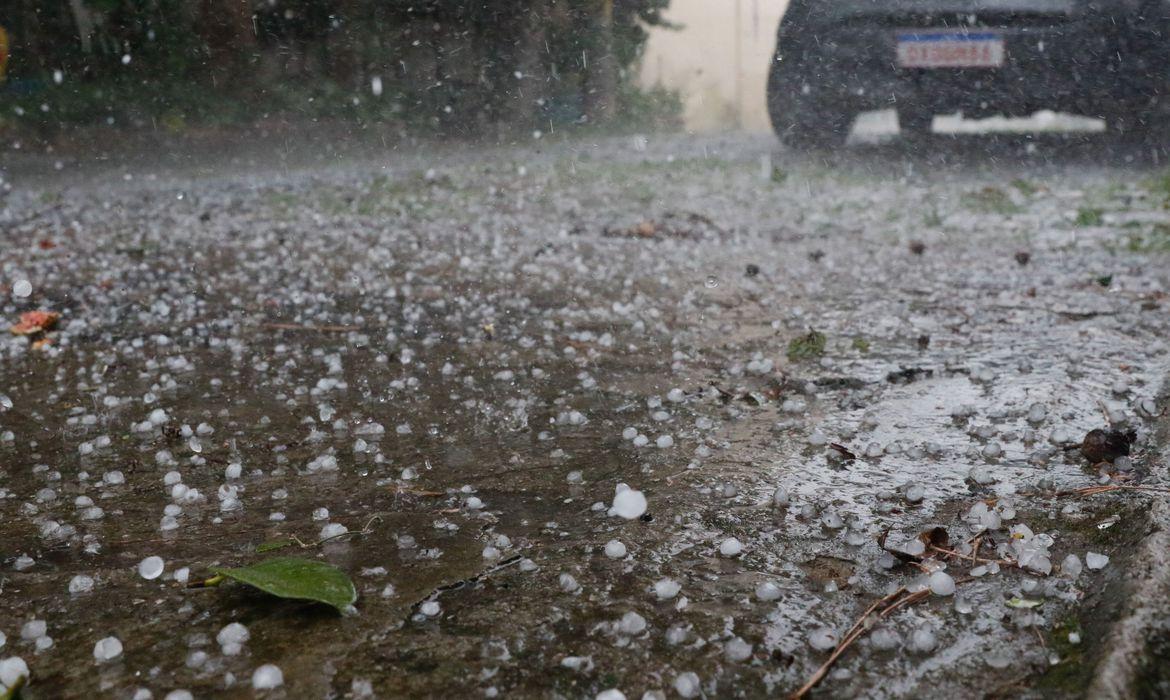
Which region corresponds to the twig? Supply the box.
[789,586,932,700]
[928,544,1011,567]
[291,514,383,548]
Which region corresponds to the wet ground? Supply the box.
[2,128,1170,699]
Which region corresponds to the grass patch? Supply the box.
[787,329,827,362]
[1011,178,1040,196]
[1033,616,1089,694]
[1075,207,1105,227]
[965,186,1021,215]
[1124,224,1170,253]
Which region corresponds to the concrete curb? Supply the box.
[1087,408,1170,698]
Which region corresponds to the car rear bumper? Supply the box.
[779,17,1167,116]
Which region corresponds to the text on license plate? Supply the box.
[896,31,1005,68]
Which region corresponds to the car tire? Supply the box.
[1108,107,1161,146]
[767,55,853,149]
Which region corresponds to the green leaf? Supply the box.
[1005,596,1043,609]
[787,329,826,362]
[211,557,356,612]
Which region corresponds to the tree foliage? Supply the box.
[2,0,676,134]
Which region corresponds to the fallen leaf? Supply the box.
[210,556,357,613]
[1005,596,1043,609]
[11,310,60,336]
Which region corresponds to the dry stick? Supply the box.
[878,588,931,619]
[788,587,910,700]
[290,514,383,548]
[791,579,974,700]
[928,544,1011,567]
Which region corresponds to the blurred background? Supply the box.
[0,0,713,146]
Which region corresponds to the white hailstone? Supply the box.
[719,538,744,557]
[653,578,681,600]
[808,628,838,651]
[755,581,783,602]
[465,496,484,510]
[909,627,936,653]
[69,575,95,594]
[618,611,647,635]
[0,631,5,647]
[982,442,1003,459]
[0,657,30,689]
[1086,552,1110,570]
[1061,554,1084,578]
[870,628,900,650]
[772,487,790,507]
[724,637,753,662]
[312,507,330,521]
[609,487,647,520]
[655,435,674,449]
[622,427,638,440]
[11,280,32,298]
[217,623,250,655]
[558,573,581,593]
[164,692,194,700]
[1027,403,1047,424]
[482,546,501,560]
[667,388,685,403]
[174,568,189,584]
[20,621,46,640]
[185,651,208,670]
[807,430,828,447]
[93,636,123,663]
[904,485,925,504]
[632,434,649,447]
[674,672,701,698]
[319,523,348,540]
[604,540,627,559]
[901,539,926,557]
[138,556,164,580]
[420,601,441,617]
[252,664,284,689]
[928,571,956,596]
[596,691,626,700]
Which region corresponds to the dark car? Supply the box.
[766,0,1170,145]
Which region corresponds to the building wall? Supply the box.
[638,0,788,132]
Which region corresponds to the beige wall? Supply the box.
[639,0,788,132]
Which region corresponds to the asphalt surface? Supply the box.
[1,127,1169,699]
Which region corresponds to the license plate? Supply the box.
[896,31,1005,68]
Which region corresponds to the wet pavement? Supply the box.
[1,129,1169,699]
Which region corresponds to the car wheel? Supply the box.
[898,108,935,137]
[1108,108,1161,146]
[767,55,854,149]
